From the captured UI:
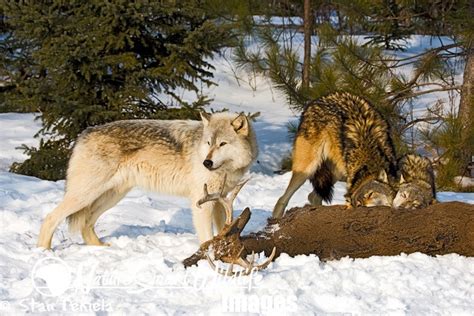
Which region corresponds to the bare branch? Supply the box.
[401,117,442,132]
[392,86,462,101]
[382,43,461,64]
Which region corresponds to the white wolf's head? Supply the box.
[198,112,258,172]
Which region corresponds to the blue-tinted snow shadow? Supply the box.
[250,119,296,174]
[240,208,272,234]
[107,223,193,239]
[107,208,194,239]
[105,207,271,240]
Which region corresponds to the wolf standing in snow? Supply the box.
[37,112,258,249]
[273,92,398,218]
[393,154,436,209]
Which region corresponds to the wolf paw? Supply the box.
[344,203,353,210]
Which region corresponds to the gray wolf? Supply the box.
[37,112,258,249]
[393,154,436,209]
[273,92,398,218]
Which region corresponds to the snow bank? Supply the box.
[0,37,473,314]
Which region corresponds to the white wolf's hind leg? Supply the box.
[37,194,98,249]
[81,186,130,246]
[38,159,116,248]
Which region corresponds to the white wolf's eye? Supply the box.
[207,141,211,145]
[220,142,227,147]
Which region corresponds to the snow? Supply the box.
[0,113,41,172]
[1,37,474,315]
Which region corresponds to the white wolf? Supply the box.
[37,112,258,249]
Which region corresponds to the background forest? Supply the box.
[0,3,473,314]
[0,0,472,190]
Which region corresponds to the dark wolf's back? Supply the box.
[301,92,397,201]
[323,93,397,179]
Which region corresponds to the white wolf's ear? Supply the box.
[378,169,389,184]
[400,174,406,184]
[231,113,249,136]
[200,111,211,126]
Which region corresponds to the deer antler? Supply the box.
[196,174,249,225]
[186,176,276,275]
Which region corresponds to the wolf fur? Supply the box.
[37,112,258,249]
[273,92,398,218]
[393,154,436,209]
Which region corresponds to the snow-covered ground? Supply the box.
[1,37,474,315]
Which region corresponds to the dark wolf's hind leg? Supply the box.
[273,136,325,218]
[308,191,323,205]
[81,186,130,246]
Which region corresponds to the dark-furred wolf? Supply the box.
[37,112,258,249]
[393,154,437,209]
[273,92,398,218]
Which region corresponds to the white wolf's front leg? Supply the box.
[191,199,214,244]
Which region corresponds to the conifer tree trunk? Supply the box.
[459,48,474,173]
[302,0,312,88]
[459,47,473,126]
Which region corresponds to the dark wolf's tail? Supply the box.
[309,160,335,203]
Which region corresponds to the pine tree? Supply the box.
[2,0,231,180]
[234,0,473,185]
[363,0,413,50]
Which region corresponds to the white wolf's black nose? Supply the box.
[203,159,213,170]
